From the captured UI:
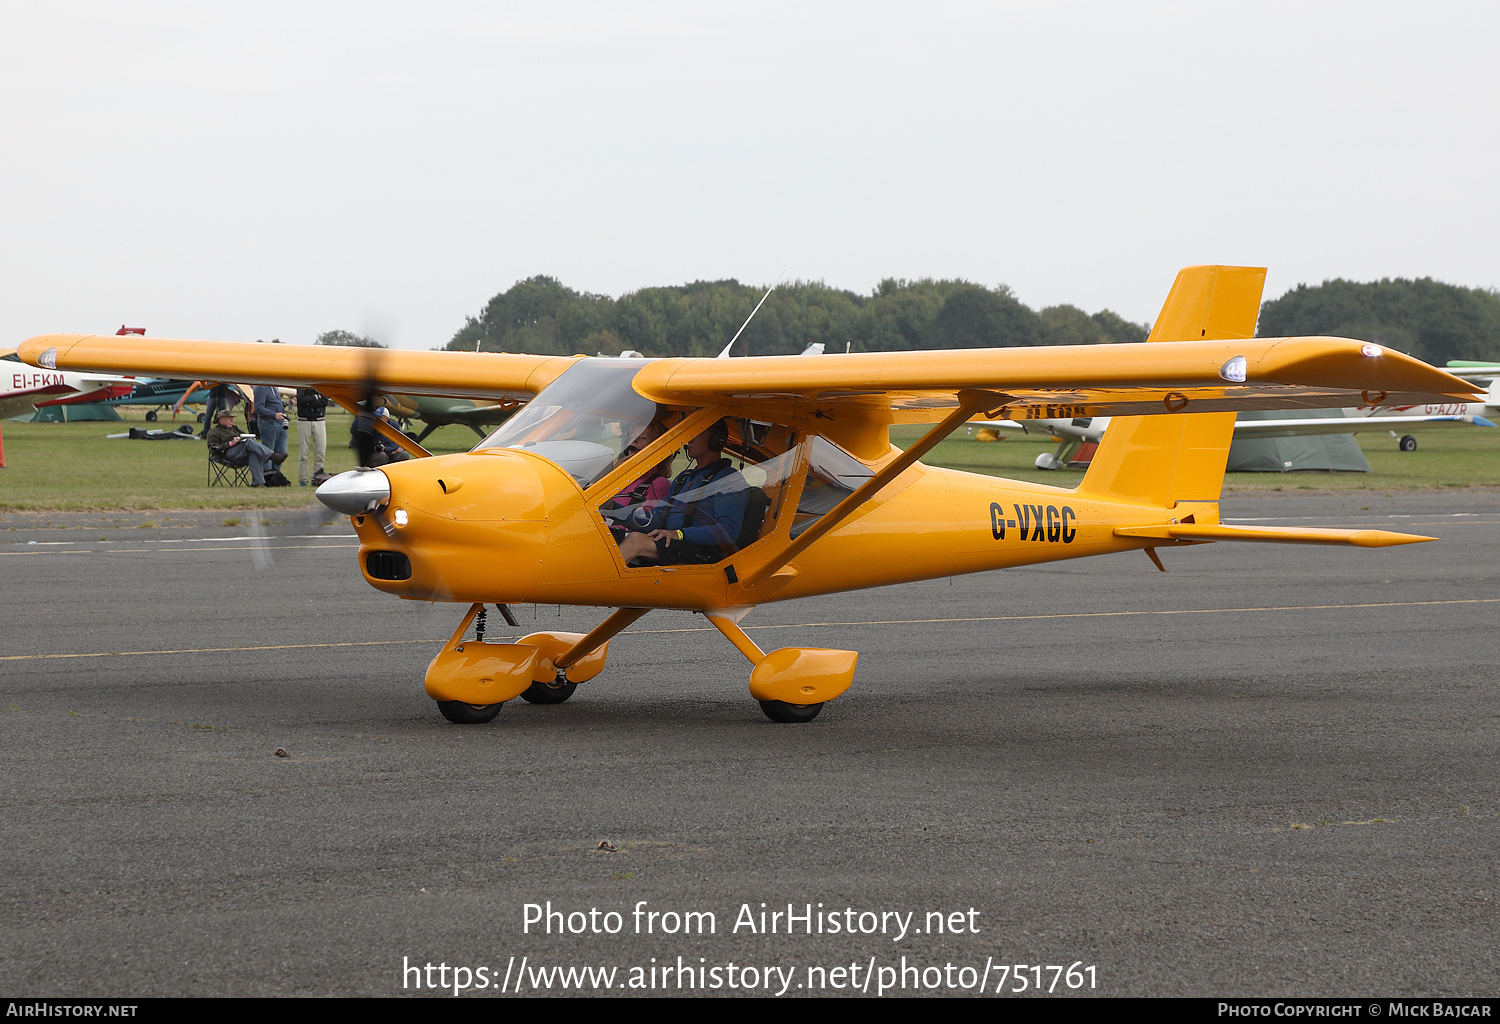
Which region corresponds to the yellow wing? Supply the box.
[627,335,1476,457]
[18,265,1481,464]
[631,335,1477,416]
[17,334,577,403]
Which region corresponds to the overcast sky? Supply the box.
[2,1,1495,350]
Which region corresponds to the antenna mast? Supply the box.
[717,272,786,358]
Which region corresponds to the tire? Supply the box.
[144,410,157,422]
[1399,435,1417,452]
[520,679,576,704]
[436,700,502,724]
[758,700,824,723]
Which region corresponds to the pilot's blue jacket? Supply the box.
[655,458,748,552]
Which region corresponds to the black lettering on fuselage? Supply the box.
[996,503,1078,543]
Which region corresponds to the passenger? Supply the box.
[605,423,672,507]
[206,408,286,487]
[618,419,748,566]
[603,422,675,539]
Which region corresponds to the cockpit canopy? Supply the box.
[474,359,657,487]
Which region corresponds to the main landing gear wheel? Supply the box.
[436,700,503,724]
[1399,434,1417,452]
[520,679,576,704]
[144,410,157,421]
[758,700,824,723]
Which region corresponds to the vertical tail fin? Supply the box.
[1080,266,1266,506]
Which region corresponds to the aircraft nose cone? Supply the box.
[316,468,391,515]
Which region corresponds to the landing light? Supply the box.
[1219,355,1247,383]
[394,509,409,527]
[1361,343,1383,357]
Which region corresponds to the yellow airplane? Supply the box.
[17,267,1482,726]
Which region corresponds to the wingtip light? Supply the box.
[1219,355,1247,383]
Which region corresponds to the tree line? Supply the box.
[439,276,1149,357]
[317,273,1500,365]
[1255,277,1500,365]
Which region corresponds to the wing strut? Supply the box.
[554,607,651,670]
[741,389,1000,590]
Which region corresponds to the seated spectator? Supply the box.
[206,408,286,487]
[617,419,748,566]
[358,407,413,469]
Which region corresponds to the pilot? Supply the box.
[617,419,748,566]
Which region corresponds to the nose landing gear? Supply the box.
[521,671,577,704]
[758,700,824,723]
[437,701,503,724]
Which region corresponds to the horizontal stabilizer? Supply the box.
[1114,524,1434,547]
[1232,414,1494,438]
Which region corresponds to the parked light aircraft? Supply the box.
[17,267,1482,725]
[102,377,206,420]
[373,392,520,443]
[0,350,134,419]
[976,380,1500,469]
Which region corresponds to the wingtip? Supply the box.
[1349,530,1436,547]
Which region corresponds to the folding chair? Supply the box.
[208,446,251,487]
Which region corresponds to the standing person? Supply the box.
[295,387,328,486]
[206,408,285,487]
[253,384,289,458]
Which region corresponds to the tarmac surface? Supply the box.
[1,491,1497,998]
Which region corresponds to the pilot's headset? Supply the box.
[686,418,732,456]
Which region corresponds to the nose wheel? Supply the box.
[520,671,577,705]
[436,700,503,724]
[758,699,824,723]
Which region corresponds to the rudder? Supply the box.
[1080,266,1266,507]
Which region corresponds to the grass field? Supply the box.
[0,409,481,511]
[2,410,1497,511]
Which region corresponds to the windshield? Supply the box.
[473,359,659,487]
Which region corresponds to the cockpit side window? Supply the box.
[790,436,873,539]
[601,417,804,565]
